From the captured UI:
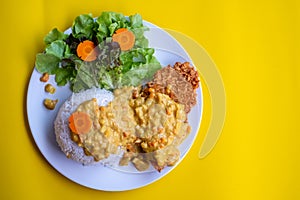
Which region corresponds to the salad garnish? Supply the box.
[35,11,161,92]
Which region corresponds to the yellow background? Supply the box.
[1,0,299,199]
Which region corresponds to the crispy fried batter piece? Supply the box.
[143,62,199,113]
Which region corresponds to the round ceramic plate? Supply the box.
[26,20,203,191]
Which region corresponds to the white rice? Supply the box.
[54,87,116,165]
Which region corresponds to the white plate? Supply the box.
[26,20,203,191]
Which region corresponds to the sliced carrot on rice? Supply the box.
[69,112,92,134]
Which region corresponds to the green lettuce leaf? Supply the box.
[72,14,97,40]
[131,28,149,48]
[35,53,60,74]
[99,48,161,88]
[129,14,143,28]
[118,48,161,86]
[45,40,68,59]
[96,12,127,41]
[98,66,122,90]
[44,28,68,45]
[72,62,101,92]
[55,67,76,86]
[119,48,156,72]
[128,14,149,48]
[121,62,161,86]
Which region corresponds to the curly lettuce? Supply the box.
[72,14,98,40]
[35,11,161,91]
[96,12,149,48]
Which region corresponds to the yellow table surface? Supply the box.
[1,0,299,199]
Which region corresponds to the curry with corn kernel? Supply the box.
[69,86,191,172]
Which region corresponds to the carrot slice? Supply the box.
[76,40,98,61]
[112,28,135,51]
[69,112,92,134]
[115,28,128,34]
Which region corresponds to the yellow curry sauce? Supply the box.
[70,87,191,172]
[70,98,120,161]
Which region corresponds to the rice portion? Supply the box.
[54,88,114,165]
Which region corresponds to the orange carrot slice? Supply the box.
[69,112,92,134]
[115,28,128,34]
[76,40,98,61]
[112,28,135,51]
